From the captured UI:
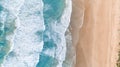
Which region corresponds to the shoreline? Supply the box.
[70,0,84,67]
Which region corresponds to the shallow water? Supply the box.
[36,0,65,67]
[0,4,16,66]
[0,0,72,67]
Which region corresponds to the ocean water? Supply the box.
[0,4,16,66]
[0,0,72,67]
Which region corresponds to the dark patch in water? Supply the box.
[36,0,65,67]
[35,30,43,42]
[36,54,58,67]
[0,40,10,64]
[0,5,16,66]
[0,30,3,36]
[4,20,16,35]
[43,0,65,21]
[43,39,56,50]
[0,5,3,12]
[7,51,16,57]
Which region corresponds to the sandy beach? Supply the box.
[70,0,120,67]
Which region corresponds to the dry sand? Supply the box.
[70,0,120,67]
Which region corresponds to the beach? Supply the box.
[70,0,120,67]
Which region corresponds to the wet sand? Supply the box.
[70,0,120,67]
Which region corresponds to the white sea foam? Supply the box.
[0,0,25,16]
[0,0,25,53]
[54,0,72,67]
[2,0,45,67]
[0,0,21,67]
[1,0,72,67]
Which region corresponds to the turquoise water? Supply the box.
[36,53,58,67]
[43,0,65,23]
[0,5,16,66]
[0,0,72,67]
[36,0,65,67]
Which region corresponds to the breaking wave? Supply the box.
[0,0,72,67]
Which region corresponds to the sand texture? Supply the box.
[70,0,120,67]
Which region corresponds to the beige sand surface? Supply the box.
[70,0,120,67]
